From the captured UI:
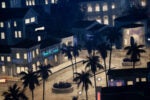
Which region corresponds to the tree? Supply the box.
[97,42,110,86]
[72,44,81,73]
[61,44,75,78]
[19,70,40,100]
[103,27,121,70]
[73,71,92,100]
[83,54,103,100]
[2,83,28,100]
[124,37,146,68]
[37,64,52,100]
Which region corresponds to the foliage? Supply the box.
[53,82,72,88]
[2,83,28,100]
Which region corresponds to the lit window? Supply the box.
[95,4,100,12]
[0,22,4,27]
[32,51,35,58]
[55,55,57,62]
[37,61,40,66]
[2,66,5,72]
[17,67,21,73]
[141,0,146,6]
[87,5,92,12]
[112,3,115,9]
[7,56,11,62]
[141,78,146,82]
[104,16,109,25]
[127,81,133,85]
[51,0,57,4]
[103,3,108,11]
[45,0,48,4]
[8,22,10,28]
[29,1,32,5]
[31,17,35,22]
[32,0,35,5]
[24,53,27,59]
[25,19,30,24]
[1,56,4,61]
[18,31,22,38]
[14,21,17,27]
[16,53,20,59]
[38,36,41,41]
[2,2,6,8]
[136,78,139,82]
[96,17,102,23]
[15,31,18,38]
[1,32,5,39]
[36,49,39,55]
[32,64,36,71]
[26,0,29,6]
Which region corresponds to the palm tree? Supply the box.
[2,83,28,100]
[73,71,92,100]
[103,27,121,70]
[61,44,75,78]
[83,54,103,100]
[37,64,52,100]
[97,42,110,86]
[124,37,146,68]
[72,44,81,73]
[19,70,40,100]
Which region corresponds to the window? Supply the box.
[1,32,5,39]
[2,2,6,8]
[29,1,32,5]
[32,51,35,58]
[32,64,36,71]
[15,31,18,38]
[26,0,29,6]
[45,0,48,4]
[103,3,108,11]
[95,4,100,12]
[32,0,35,5]
[36,61,40,66]
[25,19,30,24]
[8,22,10,28]
[141,0,146,6]
[112,15,116,25]
[7,56,11,62]
[0,22,4,27]
[127,81,133,85]
[104,16,109,25]
[87,4,92,12]
[136,78,140,82]
[31,17,35,22]
[141,78,146,82]
[36,49,39,55]
[14,21,17,27]
[2,66,5,72]
[1,56,4,61]
[18,31,22,38]
[112,3,115,9]
[16,53,20,59]
[38,36,41,42]
[24,53,27,59]
[51,0,57,4]
[96,17,102,23]
[55,55,57,62]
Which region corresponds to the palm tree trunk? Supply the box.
[75,56,77,73]
[109,44,112,70]
[133,62,135,69]
[71,60,74,79]
[32,90,34,100]
[104,59,108,87]
[85,90,88,100]
[94,73,97,100]
[43,80,45,100]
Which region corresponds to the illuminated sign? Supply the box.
[97,92,101,100]
[42,48,59,57]
[0,79,6,83]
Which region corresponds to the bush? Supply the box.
[53,82,72,89]
[123,58,140,62]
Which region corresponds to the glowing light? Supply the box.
[42,48,59,57]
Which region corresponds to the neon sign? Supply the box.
[42,48,59,57]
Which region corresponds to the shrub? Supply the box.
[53,82,72,89]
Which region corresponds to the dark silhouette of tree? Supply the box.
[73,71,92,100]
[2,83,28,100]
[124,37,146,68]
[61,44,75,78]
[19,70,40,100]
[72,44,81,73]
[37,64,52,100]
[83,54,103,100]
[103,27,121,70]
[97,42,110,87]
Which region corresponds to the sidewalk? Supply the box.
[51,57,84,73]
